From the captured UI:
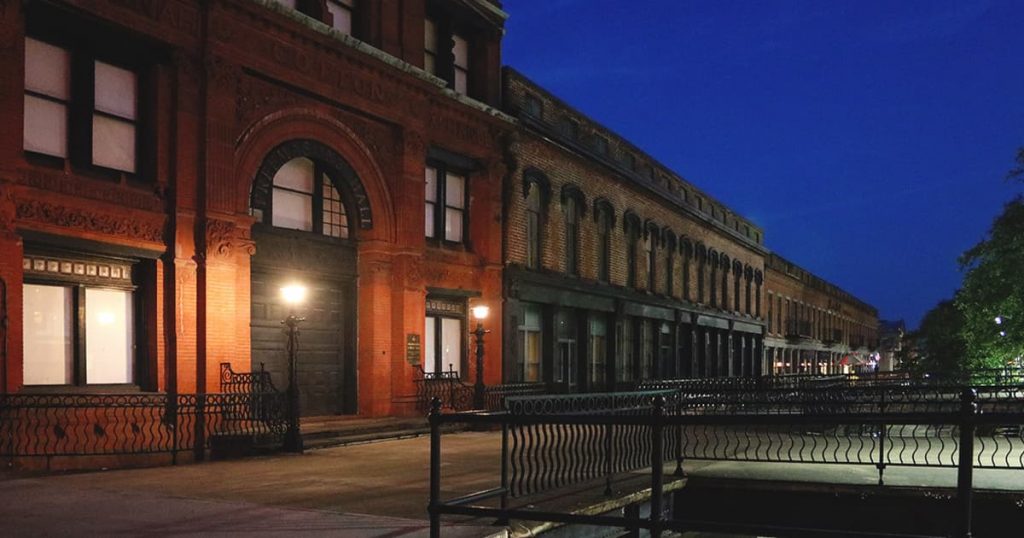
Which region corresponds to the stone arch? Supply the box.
[560,183,587,216]
[623,210,641,235]
[234,107,394,243]
[251,139,372,235]
[592,197,616,226]
[522,167,552,206]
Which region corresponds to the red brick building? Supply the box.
[1,0,511,417]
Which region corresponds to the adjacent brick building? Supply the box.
[763,254,879,375]
[1,0,512,417]
[499,69,769,390]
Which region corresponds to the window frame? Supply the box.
[424,297,467,377]
[23,30,148,181]
[21,253,143,390]
[425,161,469,246]
[265,157,353,240]
[563,195,579,276]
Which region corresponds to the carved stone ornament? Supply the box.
[15,200,164,243]
[206,219,256,260]
[0,187,15,237]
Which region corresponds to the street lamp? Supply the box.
[471,305,490,410]
[281,282,307,453]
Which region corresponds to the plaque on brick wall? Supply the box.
[407,334,421,365]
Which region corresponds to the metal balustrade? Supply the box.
[429,386,1022,537]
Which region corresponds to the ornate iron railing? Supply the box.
[483,382,547,412]
[428,388,1012,537]
[1,368,288,461]
[414,366,548,412]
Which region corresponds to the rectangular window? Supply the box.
[23,38,69,158]
[617,317,634,382]
[525,187,541,269]
[326,0,355,35]
[519,304,542,383]
[22,284,73,385]
[424,313,463,376]
[23,37,142,175]
[424,19,438,75]
[645,235,655,292]
[640,319,654,380]
[425,166,437,238]
[452,34,469,94]
[564,198,578,275]
[589,316,607,387]
[92,61,137,172]
[23,277,135,386]
[425,164,467,244]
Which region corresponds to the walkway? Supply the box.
[3,430,1023,537]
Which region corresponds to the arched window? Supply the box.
[593,199,615,282]
[663,231,676,296]
[733,260,743,312]
[708,250,718,308]
[269,157,350,238]
[680,239,692,301]
[754,270,763,318]
[561,185,585,276]
[720,255,730,309]
[644,221,659,293]
[564,196,579,275]
[525,185,542,269]
[695,244,706,303]
[624,211,641,288]
[744,265,754,315]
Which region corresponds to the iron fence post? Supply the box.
[957,388,977,538]
[428,398,442,538]
[650,395,665,538]
[604,421,613,496]
[473,322,487,410]
[497,420,509,525]
[283,313,305,453]
[877,387,887,485]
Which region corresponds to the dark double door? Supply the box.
[250,227,357,416]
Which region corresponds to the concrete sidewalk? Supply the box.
[3,430,1023,537]
[1,431,505,537]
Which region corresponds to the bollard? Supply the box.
[428,397,442,538]
[957,388,977,538]
[650,395,665,538]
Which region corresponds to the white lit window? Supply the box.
[23,38,69,158]
[590,317,607,386]
[92,61,138,172]
[327,0,355,34]
[23,283,134,386]
[425,314,463,376]
[270,157,350,238]
[519,304,542,382]
[425,164,467,243]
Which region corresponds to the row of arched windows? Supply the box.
[522,170,764,318]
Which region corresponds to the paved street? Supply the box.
[3,430,1024,537]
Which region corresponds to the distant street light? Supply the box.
[471,305,490,410]
[281,282,308,453]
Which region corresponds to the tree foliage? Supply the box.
[914,148,1024,374]
[913,300,968,376]
[956,194,1024,369]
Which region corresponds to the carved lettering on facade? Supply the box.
[428,114,483,144]
[105,0,199,37]
[15,200,164,243]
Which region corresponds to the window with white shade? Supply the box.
[424,297,465,377]
[425,164,467,244]
[22,255,137,387]
[23,38,69,158]
[452,34,469,94]
[92,61,138,172]
[23,37,142,175]
[518,303,542,383]
[327,0,355,34]
[423,17,472,95]
[269,157,350,239]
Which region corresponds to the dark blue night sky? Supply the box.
[501,0,1024,329]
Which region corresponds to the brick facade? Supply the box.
[1,0,510,418]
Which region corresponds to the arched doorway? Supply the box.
[249,140,371,416]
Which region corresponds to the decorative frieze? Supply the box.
[205,219,256,260]
[15,200,164,244]
[17,168,163,212]
[23,254,132,283]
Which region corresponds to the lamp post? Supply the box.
[471,305,490,410]
[281,282,307,453]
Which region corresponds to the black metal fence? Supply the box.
[429,386,1021,537]
[0,364,288,462]
[414,366,547,412]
